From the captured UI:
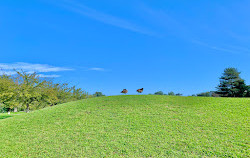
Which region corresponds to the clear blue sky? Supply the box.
[0,0,249,96]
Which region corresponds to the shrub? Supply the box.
[154,91,164,95]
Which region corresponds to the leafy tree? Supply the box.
[0,104,7,113]
[72,86,87,100]
[232,79,248,97]
[53,83,72,104]
[168,91,175,96]
[0,71,90,113]
[175,93,182,96]
[0,75,19,111]
[15,71,46,112]
[216,68,248,97]
[0,70,101,113]
[197,92,210,97]
[40,81,60,107]
[246,85,250,97]
[93,92,105,97]
[154,91,164,95]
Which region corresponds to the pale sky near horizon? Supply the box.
[0,0,249,95]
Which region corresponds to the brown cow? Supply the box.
[137,88,144,94]
[121,89,128,94]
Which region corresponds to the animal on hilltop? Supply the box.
[137,88,144,94]
[121,89,128,94]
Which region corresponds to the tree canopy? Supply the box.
[0,71,90,112]
[93,92,105,97]
[216,68,248,97]
[154,91,164,95]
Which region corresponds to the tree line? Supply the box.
[152,68,249,98]
[0,71,104,113]
[196,68,249,97]
[1,67,248,113]
[152,91,182,96]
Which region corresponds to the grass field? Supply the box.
[0,112,24,120]
[0,95,249,157]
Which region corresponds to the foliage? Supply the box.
[0,104,7,113]
[197,92,211,97]
[154,91,164,95]
[15,71,47,112]
[167,91,175,96]
[154,91,180,96]
[93,92,105,97]
[175,93,182,96]
[246,85,250,97]
[0,95,249,157]
[216,68,248,97]
[0,75,19,110]
[0,71,89,112]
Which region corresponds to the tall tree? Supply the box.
[40,80,60,107]
[216,68,247,97]
[175,93,183,96]
[246,85,250,97]
[154,91,164,95]
[232,79,248,97]
[0,75,19,111]
[168,91,175,96]
[15,71,45,112]
[93,92,105,97]
[0,71,90,113]
[197,92,210,97]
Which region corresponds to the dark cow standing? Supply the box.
[137,88,144,94]
[121,89,128,94]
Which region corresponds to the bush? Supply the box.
[93,92,105,97]
[0,71,89,112]
[154,91,164,95]
[197,92,210,97]
[168,92,175,96]
[0,104,7,113]
[175,93,182,96]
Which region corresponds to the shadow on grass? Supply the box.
[0,115,13,120]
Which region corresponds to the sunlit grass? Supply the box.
[0,112,24,120]
[0,95,249,157]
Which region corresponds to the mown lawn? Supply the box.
[0,112,24,120]
[0,95,249,157]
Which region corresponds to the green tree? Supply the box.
[15,71,46,112]
[0,75,19,111]
[72,86,87,100]
[175,93,182,96]
[197,92,210,97]
[154,91,164,95]
[232,79,248,97]
[93,92,105,97]
[216,68,248,97]
[168,91,175,96]
[0,70,90,113]
[245,85,250,97]
[40,80,60,107]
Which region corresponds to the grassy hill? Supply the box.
[0,95,249,157]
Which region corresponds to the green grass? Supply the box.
[0,95,249,157]
[0,112,24,120]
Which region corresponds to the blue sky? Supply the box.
[0,0,249,96]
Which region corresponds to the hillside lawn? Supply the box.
[0,95,249,157]
[0,112,24,120]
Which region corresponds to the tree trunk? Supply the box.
[26,104,30,113]
[7,108,10,114]
[14,107,18,112]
